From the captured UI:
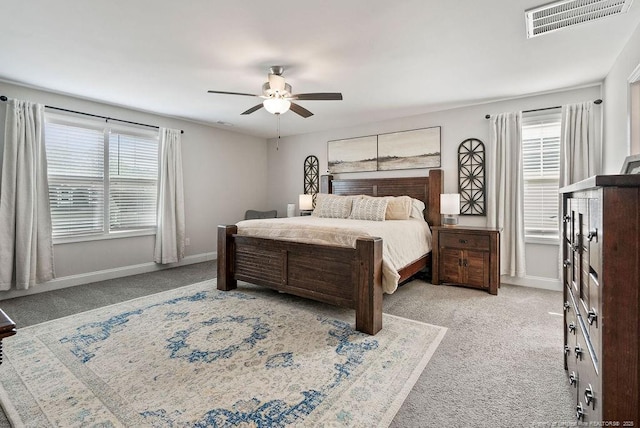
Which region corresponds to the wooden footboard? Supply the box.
[217,225,383,335]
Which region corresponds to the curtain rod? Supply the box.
[0,95,184,134]
[484,98,603,119]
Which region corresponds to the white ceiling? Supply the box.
[1,1,639,138]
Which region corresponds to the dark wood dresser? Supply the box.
[561,174,640,425]
[432,226,500,295]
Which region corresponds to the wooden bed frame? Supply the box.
[217,169,443,335]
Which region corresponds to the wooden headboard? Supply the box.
[320,169,444,226]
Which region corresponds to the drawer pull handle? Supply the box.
[569,371,578,386]
[568,322,576,333]
[587,309,598,326]
[587,229,598,242]
[564,345,571,356]
[563,259,571,268]
[584,384,595,407]
[574,345,583,360]
[458,239,468,244]
[576,403,585,421]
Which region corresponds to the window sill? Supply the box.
[525,236,559,246]
[53,229,156,245]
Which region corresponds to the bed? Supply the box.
[217,170,443,335]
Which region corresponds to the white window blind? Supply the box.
[522,109,561,240]
[109,133,158,231]
[45,114,159,240]
[46,121,105,238]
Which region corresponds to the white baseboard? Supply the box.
[501,275,562,291]
[0,252,217,301]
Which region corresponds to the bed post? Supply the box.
[428,169,444,226]
[217,225,237,291]
[355,237,383,335]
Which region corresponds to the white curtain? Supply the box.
[487,112,526,278]
[154,128,185,264]
[560,102,597,187]
[0,99,54,290]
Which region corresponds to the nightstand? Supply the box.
[432,226,501,295]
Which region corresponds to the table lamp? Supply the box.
[299,194,314,216]
[441,193,460,225]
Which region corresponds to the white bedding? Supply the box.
[235,216,432,294]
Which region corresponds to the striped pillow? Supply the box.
[349,197,388,221]
[312,194,353,218]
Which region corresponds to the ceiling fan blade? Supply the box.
[241,104,264,115]
[291,93,343,101]
[289,102,314,118]
[208,90,259,97]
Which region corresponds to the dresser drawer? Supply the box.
[575,320,602,424]
[565,285,579,369]
[439,233,490,251]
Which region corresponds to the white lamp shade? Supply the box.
[440,193,461,215]
[299,194,314,210]
[263,97,291,114]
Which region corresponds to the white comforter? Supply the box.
[236,216,432,294]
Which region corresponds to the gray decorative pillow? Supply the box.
[349,197,388,221]
[312,194,353,218]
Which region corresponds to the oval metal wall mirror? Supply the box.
[458,138,486,216]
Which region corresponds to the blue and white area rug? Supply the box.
[0,280,446,427]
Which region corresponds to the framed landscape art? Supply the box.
[377,127,441,171]
[327,126,441,173]
[327,136,377,173]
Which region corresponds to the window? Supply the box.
[45,113,159,241]
[522,109,561,242]
[630,80,640,156]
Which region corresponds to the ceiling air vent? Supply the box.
[525,0,634,38]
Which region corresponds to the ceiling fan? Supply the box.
[207,66,343,118]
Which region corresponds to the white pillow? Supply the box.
[410,198,426,219]
[349,197,388,221]
[312,194,353,218]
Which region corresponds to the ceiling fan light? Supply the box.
[263,98,291,114]
[268,73,286,92]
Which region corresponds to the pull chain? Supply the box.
[276,113,280,151]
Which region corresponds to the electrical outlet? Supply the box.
[185,237,191,246]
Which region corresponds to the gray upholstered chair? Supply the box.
[244,210,278,220]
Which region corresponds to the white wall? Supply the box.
[266,85,602,289]
[603,21,640,172]
[0,81,268,297]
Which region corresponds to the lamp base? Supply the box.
[443,216,458,225]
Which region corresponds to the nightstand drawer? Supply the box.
[439,233,490,251]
